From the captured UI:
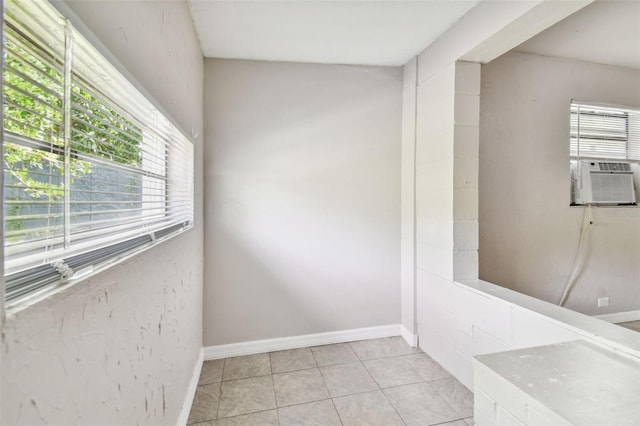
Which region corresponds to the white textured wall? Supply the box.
[1,1,204,425]
[480,51,640,315]
[414,60,482,388]
[203,59,402,346]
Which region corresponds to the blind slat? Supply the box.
[570,101,640,161]
[3,0,194,300]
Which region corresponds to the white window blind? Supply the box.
[570,101,640,161]
[3,0,194,301]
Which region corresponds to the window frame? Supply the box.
[1,0,5,318]
[570,100,640,163]
[2,0,195,309]
[569,100,640,207]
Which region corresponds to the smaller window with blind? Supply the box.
[570,101,640,161]
[3,0,194,305]
[570,100,639,206]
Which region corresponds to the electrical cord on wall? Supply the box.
[559,204,594,306]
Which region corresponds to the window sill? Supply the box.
[3,224,193,317]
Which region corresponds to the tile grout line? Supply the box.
[215,408,277,424]
[267,352,278,421]
[429,378,469,423]
[348,338,457,426]
[380,388,409,426]
[430,417,470,426]
[214,358,226,421]
[347,347,408,426]
[312,348,345,426]
[274,390,281,426]
[189,338,469,425]
[329,398,345,426]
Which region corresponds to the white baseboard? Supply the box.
[595,310,640,324]
[176,348,203,426]
[400,325,418,347]
[203,324,401,360]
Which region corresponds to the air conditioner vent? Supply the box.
[597,162,631,172]
[572,160,636,205]
[591,174,635,203]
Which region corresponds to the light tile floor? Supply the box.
[617,320,640,332]
[188,336,474,426]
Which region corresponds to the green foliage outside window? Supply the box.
[3,23,143,233]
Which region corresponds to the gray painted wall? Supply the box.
[203,59,402,346]
[480,51,640,315]
[1,1,204,424]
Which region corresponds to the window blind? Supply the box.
[570,101,640,161]
[3,0,194,302]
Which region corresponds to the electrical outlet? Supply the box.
[597,297,610,308]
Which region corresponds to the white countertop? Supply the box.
[475,340,640,425]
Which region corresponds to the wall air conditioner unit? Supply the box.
[572,160,637,205]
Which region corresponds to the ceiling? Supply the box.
[188,0,640,69]
[188,0,479,66]
[515,0,640,70]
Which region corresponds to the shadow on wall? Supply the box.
[204,60,402,346]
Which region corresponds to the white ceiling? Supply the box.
[189,0,479,66]
[515,0,640,70]
[188,0,640,69]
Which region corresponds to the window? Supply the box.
[570,100,640,161]
[570,101,639,206]
[3,0,194,303]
